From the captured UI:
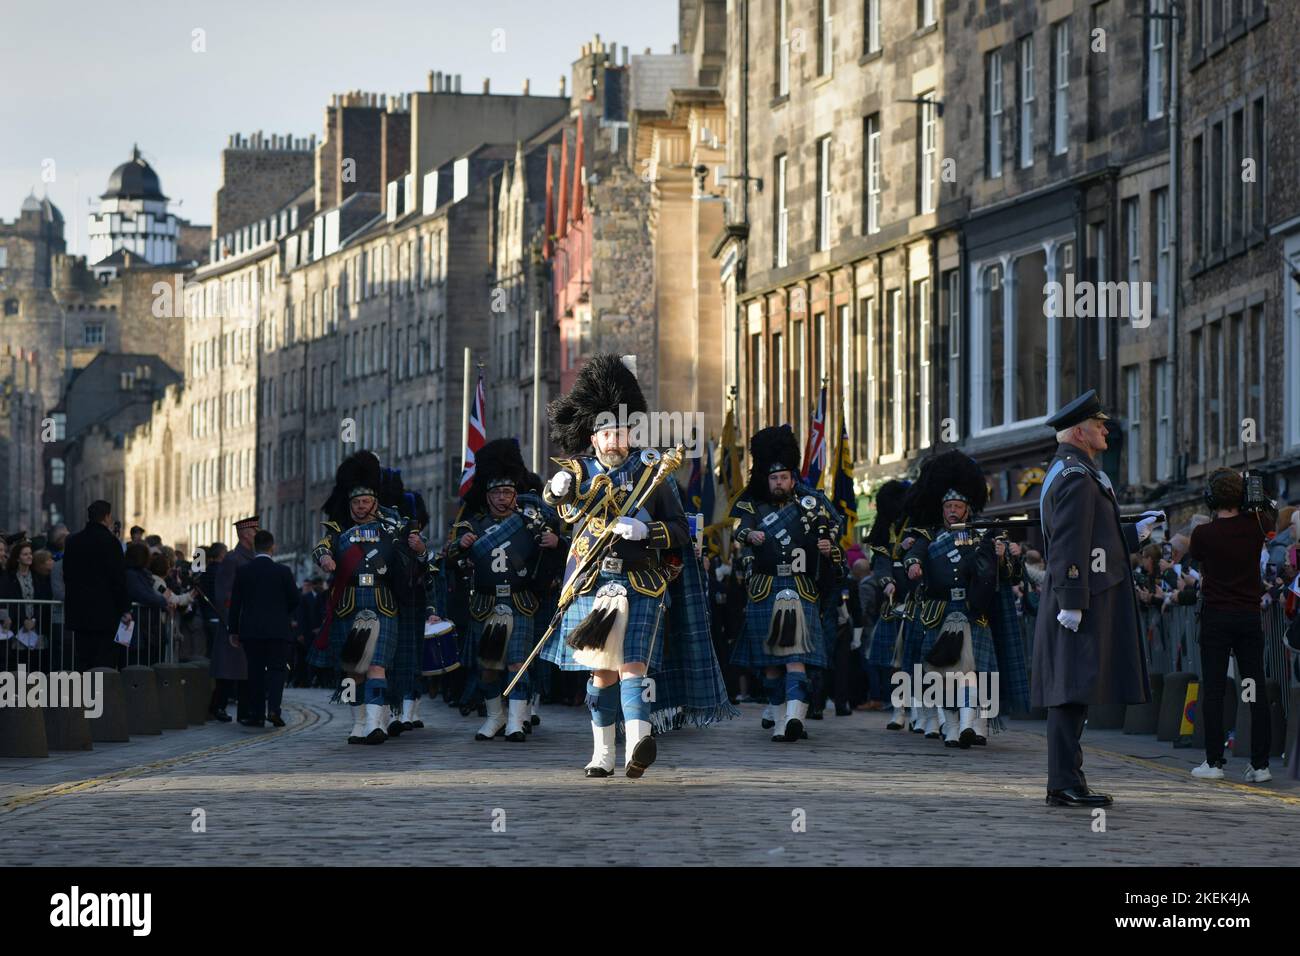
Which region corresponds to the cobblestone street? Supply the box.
[2,689,1296,866]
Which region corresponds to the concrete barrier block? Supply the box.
[120,665,161,735]
[151,663,189,730]
[1123,671,1163,735]
[1088,702,1128,730]
[0,695,48,757]
[180,661,210,725]
[1157,672,1196,742]
[89,667,130,743]
[42,672,93,751]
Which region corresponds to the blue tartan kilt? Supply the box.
[865,615,899,668]
[327,588,398,671]
[898,616,929,672]
[467,609,536,669]
[731,578,828,669]
[916,602,998,675]
[541,570,666,672]
[386,605,424,703]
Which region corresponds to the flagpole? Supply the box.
[532,308,542,474]
[460,347,471,470]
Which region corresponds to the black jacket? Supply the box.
[227,555,299,642]
[61,521,130,633]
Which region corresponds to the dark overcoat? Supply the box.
[1030,442,1150,708]
[211,545,252,680]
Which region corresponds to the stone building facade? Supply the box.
[632,18,729,443]
[718,0,1201,527]
[1179,0,1300,509]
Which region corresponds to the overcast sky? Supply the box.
[0,0,677,254]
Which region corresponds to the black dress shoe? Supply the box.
[625,735,657,778]
[238,718,265,728]
[807,709,824,721]
[835,702,852,716]
[387,720,404,738]
[267,714,285,728]
[584,765,614,778]
[1046,787,1114,808]
[958,728,977,749]
[209,710,233,723]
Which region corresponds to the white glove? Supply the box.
[548,470,572,497]
[610,516,648,541]
[850,627,863,650]
[1135,510,1165,541]
[1057,608,1082,632]
[714,563,731,582]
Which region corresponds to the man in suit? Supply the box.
[1032,390,1163,807]
[227,530,299,728]
[62,500,132,670]
[214,518,256,720]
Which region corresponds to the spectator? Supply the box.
[128,526,146,546]
[2,541,54,656]
[227,530,298,727]
[214,517,257,721]
[1188,468,1273,783]
[48,525,69,604]
[62,501,133,669]
[125,543,170,661]
[145,534,163,553]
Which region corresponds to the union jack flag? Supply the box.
[458,374,486,497]
[801,384,828,489]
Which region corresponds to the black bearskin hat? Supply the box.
[548,353,648,456]
[322,450,382,526]
[905,450,988,528]
[464,438,530,513]
[866,479,912,547]
[746,425,802,502]
[379,467,431,530]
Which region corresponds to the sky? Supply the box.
[0,0,678,255]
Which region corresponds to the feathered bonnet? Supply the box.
[547,353,648,456]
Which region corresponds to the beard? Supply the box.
[596,448,629,469]
[770,486,792,504]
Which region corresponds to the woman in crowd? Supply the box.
[125,543,171,664]
[1,540,54,662]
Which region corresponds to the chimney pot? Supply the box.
[523,78,530,95]
[560,75,567,97]
[483,78,490,94]
[455,74,462,93]
[622,45,628,65]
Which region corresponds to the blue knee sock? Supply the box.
[364,678,387,705]
[785,671,809,703]
[507,670,531,702]
[763,674,786,706]
[480,677,502,700]
[620,676,651,724]
[585,679,620,727]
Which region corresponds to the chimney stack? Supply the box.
[522,78,530,95]
[559,75,566,97]
[483,78,490,94]
[455,74,462,93]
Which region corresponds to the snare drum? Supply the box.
[421,620,462,676]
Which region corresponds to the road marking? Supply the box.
[0,701,323,816]
[1087,744,1300,807]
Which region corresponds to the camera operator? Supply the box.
[1187,468,1275,783]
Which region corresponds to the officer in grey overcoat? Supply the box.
[1031,391,1162,807]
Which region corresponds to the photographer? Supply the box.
[1187,468,1274,783]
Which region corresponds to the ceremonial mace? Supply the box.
[501,443,686,700]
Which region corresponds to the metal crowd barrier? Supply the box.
[0,599,188,673]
